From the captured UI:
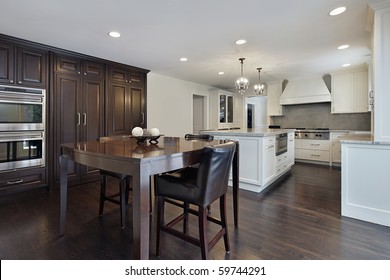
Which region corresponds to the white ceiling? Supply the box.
[0,0,376,91]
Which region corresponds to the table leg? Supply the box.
[132,165,151,259]
[59,155,68,236]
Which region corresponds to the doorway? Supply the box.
[193,95,206,133]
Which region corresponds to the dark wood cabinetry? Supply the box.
[107,65,146,135]
[0,41,47,87]
[53,54,105,185]
[0,167,46,195]
[1,34,149,192]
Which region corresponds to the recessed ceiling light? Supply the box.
[342,63,351,67]
[218,72,225,75]
[329,7,346,16]
[108,31,121,38]
[235,39,247,45]
[338,44,350,50]
[179,57,188,62]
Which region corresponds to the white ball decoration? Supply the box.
[131,127,143,137]
[149,128,160,136]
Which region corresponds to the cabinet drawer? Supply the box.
[299,149,330,161]
[276,161,288,175]
[276,153,288,164]
[301,140,330,150]
[0,168,46,193]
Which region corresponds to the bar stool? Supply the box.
[155,141,236,259]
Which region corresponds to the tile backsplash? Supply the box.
[271,103,371,131]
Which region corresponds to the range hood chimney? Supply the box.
[279,75,331,105]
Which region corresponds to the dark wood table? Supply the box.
[59,136,239,259]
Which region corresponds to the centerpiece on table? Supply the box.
[131,127,161,144]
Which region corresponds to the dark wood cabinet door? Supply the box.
[130,87,145,129]
[0,42,14,84]
[81,77,105,178]
[55,55,81,75]
[108,66,128,83]
[107,82,130,135]
[17,47,47,87]
[83,60,104,78]
[55,54,104,78]
[55,73,82,184]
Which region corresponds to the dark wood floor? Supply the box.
[1,162,389,260]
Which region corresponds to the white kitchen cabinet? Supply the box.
[267,82,283,116]
[330,131,349,165]
[295,139,330,163]
[262,136,276,184]
[342,142,390,227]
[209,89,238,129]
[331,69,368,114]
[372,4,390,142]
[287,132,295,167]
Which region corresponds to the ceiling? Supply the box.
[0,0,377,91]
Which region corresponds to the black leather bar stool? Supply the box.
[155,141,236,260]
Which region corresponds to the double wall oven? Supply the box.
[0,85,45,171]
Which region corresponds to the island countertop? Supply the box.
[200,128,295,137]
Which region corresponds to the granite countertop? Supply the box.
[339,133,390,145]
[200,128,295,137]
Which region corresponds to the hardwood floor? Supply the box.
[0,162,389,260]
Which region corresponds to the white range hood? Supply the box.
[279,77,331,105]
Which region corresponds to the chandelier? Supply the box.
[254,67,266,95]
[235,58,249,94]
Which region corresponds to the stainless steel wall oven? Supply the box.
[0,85,45,171]
[275,133,288,156]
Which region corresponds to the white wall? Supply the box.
[147,72,213,137]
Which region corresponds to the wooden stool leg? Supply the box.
[220,195,230,253]
[99,175,107,216]
[199,206,208,260]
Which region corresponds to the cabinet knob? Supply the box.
[77,71,81,75]
[9,80,14,83]
[18,81,22,84]
[83,72,87,76]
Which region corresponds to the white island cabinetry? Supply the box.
[202,128,294,193]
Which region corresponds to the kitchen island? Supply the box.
[201,128,295,193]
[340,134,390,227]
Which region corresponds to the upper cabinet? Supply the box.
[331,69,368,114]
[108,65,145,88]
[0,42,47,87]
[106,64,147,136]
[209,89,237,129]
[55,54,105,78]
[267,82,283,116]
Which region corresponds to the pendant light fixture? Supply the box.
[254,67,265,95]
[235,58,249,94]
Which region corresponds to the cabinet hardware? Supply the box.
[77,113,81,126]
[310,154,320,157]
[141,112,145,125]
[18,81,22,84]
[7,179,24,185]
[10,80,14,83]
[83,113,87,126]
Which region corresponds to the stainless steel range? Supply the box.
[294,128,330,140]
